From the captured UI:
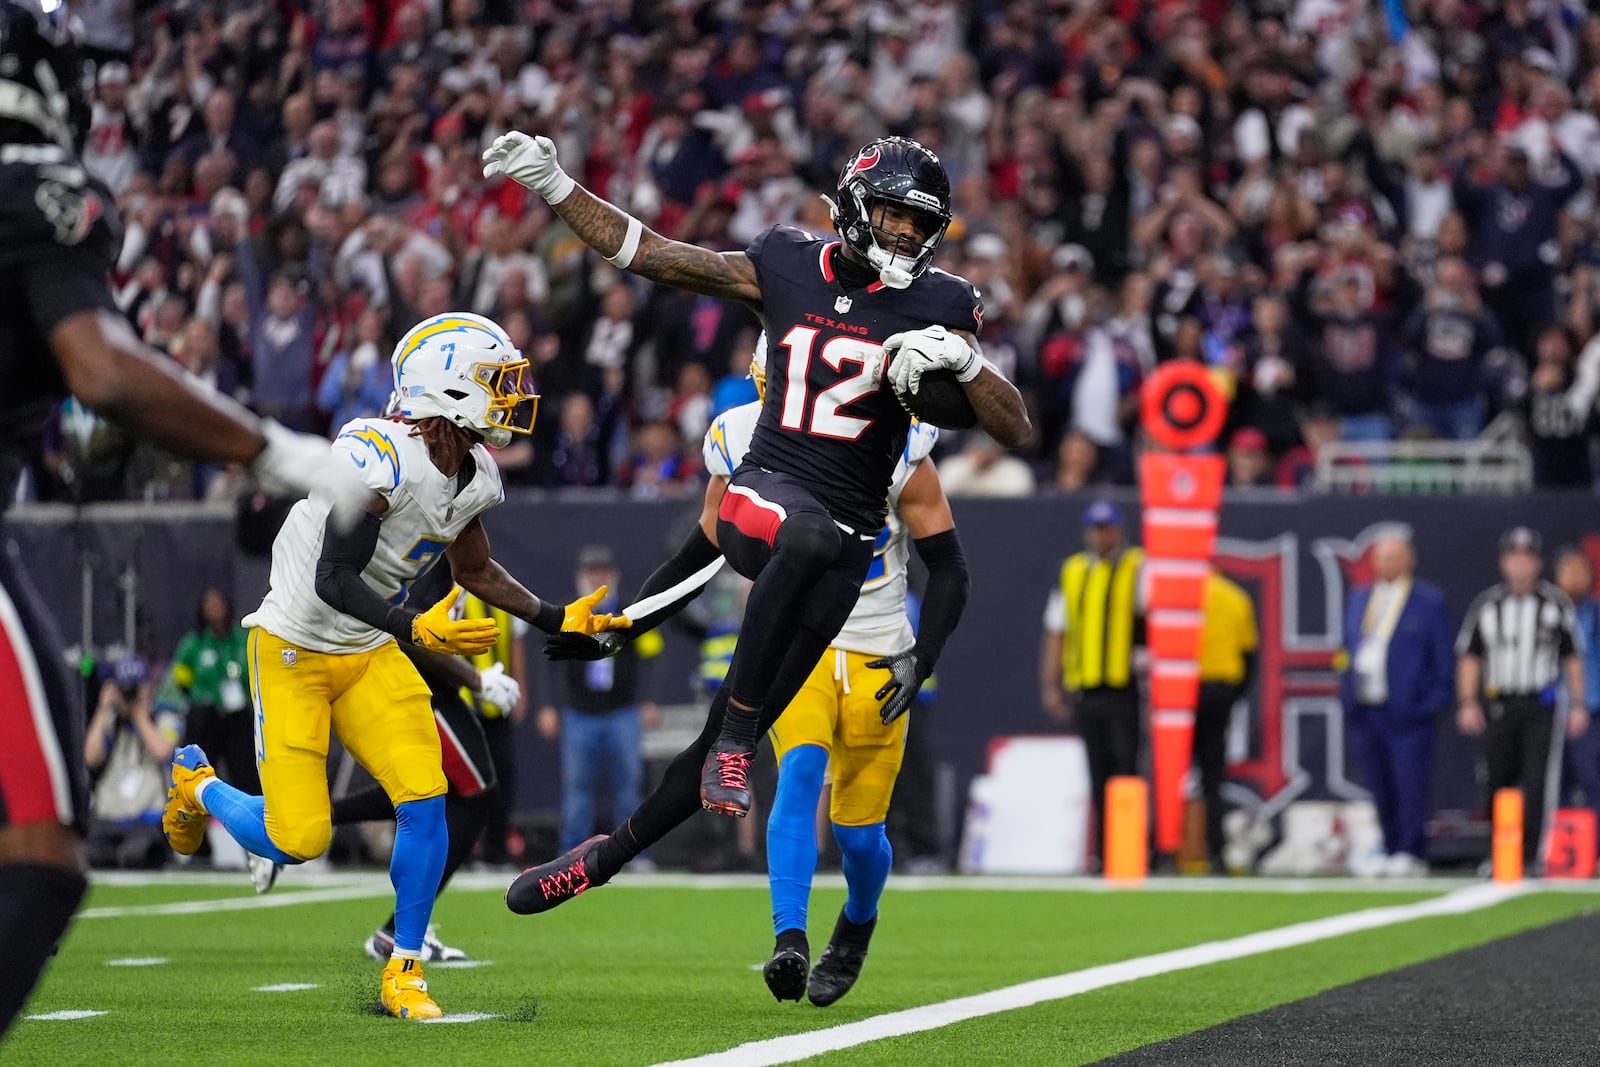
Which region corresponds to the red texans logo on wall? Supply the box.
[848,147,881,177]
[1213,526,1394,819]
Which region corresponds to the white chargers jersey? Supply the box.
[704,402,938,657]
[244,417,506,654]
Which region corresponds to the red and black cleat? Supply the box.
[505,834,608,915]
[699,741,755,817]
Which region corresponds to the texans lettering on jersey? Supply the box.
[0,146,122,495]
[742,225,981,533]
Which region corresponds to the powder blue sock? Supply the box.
[390,796,448,955]
[833,821,892,925]
[200,779,298,865]
[767,745,828,936]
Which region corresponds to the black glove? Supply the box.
[544,630,625,662]
[866,649,933,725]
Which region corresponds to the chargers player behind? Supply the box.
[514,339,969,1011]
[710,341,970,1003]
[485,127,1028,910]
[161,313,628,1020]
[0,0,370,1040]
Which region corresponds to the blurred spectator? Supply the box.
[318,308,395,431]
[237,241,317,432]
[1041,500,1144,872]
[1196,567,1258,874]
[711,341,759,416]
[84,656,179,868]
[1276,405,1347,489]
[1555,547,1600,821]
[164,589,256,796]
[537,547,662,853]
[539,393,608,488]
[1226,428,1275,489]
[620,420,692,499]
[1400,257,1502,440]
[939,433,1036,498]
[1296,268,1399,442]
[1525,326,1596,488]
[1340,529,1455,878]
[1054,431,1106,492]
[82,62,139,195]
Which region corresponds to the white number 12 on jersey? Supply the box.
[777,326,885,441]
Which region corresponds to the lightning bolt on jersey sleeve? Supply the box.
[245,419,504,653]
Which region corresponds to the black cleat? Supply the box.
[763,942,810,1003]
[699,739,755,817]
[807,911,877,1007]
[505,834,608,915]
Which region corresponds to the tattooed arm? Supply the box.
[482,132,761,307]
[952,329,1034,449]
[555,186,761,305]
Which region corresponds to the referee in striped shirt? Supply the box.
[1456,526,1589,866]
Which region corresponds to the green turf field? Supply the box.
[6,873,1597,1066]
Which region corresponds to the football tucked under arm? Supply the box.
[884,326,979,430]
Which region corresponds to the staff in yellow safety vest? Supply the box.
[1040,499,1145,869]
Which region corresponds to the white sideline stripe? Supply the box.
[255,983,320,992]
[432,959,494,969]
[26,1011,107,1021]
[651,883,1526,1067]
[78,884,389,919]
[421,1012,499,1024]
[106,957,167,967]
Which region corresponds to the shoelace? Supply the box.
[539,857,591,900]
[714,750,751,791]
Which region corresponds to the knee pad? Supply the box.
[832,820,889,862]
[776,511,841,570]
[268,817,333,863]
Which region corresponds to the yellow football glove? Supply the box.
[562,586,634,635]
[411,587,500,655]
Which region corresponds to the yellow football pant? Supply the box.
[248,628,445,861]
[768,648,909,826]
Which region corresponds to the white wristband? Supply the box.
[605,215,643,269]
[544,170,576,205]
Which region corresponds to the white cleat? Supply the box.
[247,852,282,894]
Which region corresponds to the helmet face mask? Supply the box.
[391,313,540,449]
[831,137,952,289]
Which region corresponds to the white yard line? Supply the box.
[78,884,390,919]
[651,883,1528,1067]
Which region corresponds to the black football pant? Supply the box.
[594,468,875,877]
[1076,685,1141,862]
[1485,695,1560,863]
[0,538,91,1041]
[1194,682,1242,865]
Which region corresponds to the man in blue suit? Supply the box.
[1340,528,1456,877]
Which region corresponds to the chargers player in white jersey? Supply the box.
[548,338,971,1004]
[161,313,627,1020]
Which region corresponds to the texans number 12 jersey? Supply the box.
[707,400,939,657]
[742,225,980,534]
[244,417,506,654]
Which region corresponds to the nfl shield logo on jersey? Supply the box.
[834,295,852,314]
[282,649,297,666]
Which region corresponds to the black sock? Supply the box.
[719,704,762,749]
[0,863,89,1040]
[776,928,808,955]
[332,784,395,825]
[439,790,492,895]
[594,689,730,882]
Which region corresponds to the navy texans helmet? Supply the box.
[831,136,952,289]
[0,0,86,149]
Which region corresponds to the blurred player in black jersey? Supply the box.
[483,130,1030,914]
[0,0,368,1040]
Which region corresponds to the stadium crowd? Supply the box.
[29,0,1600,504]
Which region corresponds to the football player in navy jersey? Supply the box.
[0,0,370,1040]
[484,131,1030,914]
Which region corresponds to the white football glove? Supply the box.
[481,131,576,205]
[251,420,371,531]
[478,662,522,710]
[884,325,981,397]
